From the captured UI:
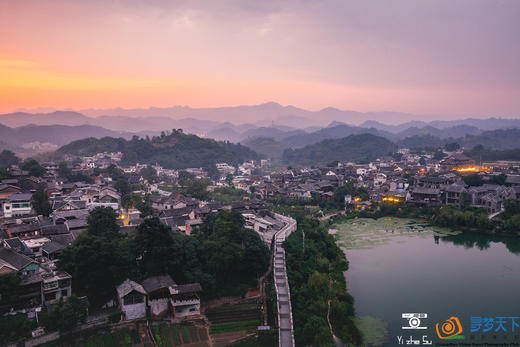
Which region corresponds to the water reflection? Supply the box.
[438,232,520,254]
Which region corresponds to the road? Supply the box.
[272,214,297,347]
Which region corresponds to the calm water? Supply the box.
[343,225,520,346]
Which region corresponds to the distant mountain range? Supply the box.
[1,103,519,158]
[0,123,144,147]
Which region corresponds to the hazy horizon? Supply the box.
[1,0,519,119]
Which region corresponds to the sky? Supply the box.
[1,0,519,117]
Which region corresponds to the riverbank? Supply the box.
[331,216,520,347]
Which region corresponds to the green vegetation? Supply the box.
[0,313,33,344]
[433,205,493,231]
[464,145,520,162]
[59,208,270,305]
[332,218,457,250]
[153,326,164,347]
[210,320,260,334]
[0,149,20,168]
[58,207,140,306]
[58,161,94,183]
[230,332,278,347]
[181,326,190,343]
[284,217,362,346]
[332,182,368,209]
[31,189,52,216]
[397,135,448,149]
[21,158,46,177]
[39,295,88,332]
[0,273,21,314]
[462,173,507,187]
[243,137,287,160]
[501,200,520,233]
[211,186,249,202]
[283,134,396,166]
[57,130,259,169]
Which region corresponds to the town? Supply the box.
[1,141,520,346]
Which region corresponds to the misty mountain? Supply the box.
[282,134,396,166]
[242,137,287,160]
[396,129,520,150]
[361,118,520,133]
[0,123,139,147]
[458,129,520,150]
[0,111,91,128]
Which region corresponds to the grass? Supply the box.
[161,326,173,347]
[153,326,163,347]
[172,326,182,345]
[206,304,256,313]
[124,332,132,347]
[188,326,200,342]
[210,319,260,334]
[181,326,191,344]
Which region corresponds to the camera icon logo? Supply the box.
[402,313,428,330]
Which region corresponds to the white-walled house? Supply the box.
[116,279,147,320]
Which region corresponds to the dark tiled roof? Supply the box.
[142,275,176,293]
[8,223,41,235]
[0,247,35,271]
[175,283,202,293]
[42,241,67,254]
[41,224,69,235]
[8,193,33,201]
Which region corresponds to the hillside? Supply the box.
[458,129,520,150]
[242,137,288,160]
[0,123,137,147]
[282,134,396,166]
[57,131,260,169]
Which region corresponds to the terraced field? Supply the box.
[151,323,208,347]
[206,303,261,334]
[42,321,208,347]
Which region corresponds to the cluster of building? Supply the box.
[229,151,520,216]
[0,157,277,326]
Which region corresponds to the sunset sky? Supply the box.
[1,0,519,116]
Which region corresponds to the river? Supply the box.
[332,218,520,346]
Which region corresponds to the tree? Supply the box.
[31,190,52,217]
[0,313,32,343]
[136,198,153,218]
[140,166,158,183]
[58,233,133,306]
[225,173,234,186]
[0,274,20,314]
[134,218,175,276]
[58,161,72,179]
[21,158,46,177]
[121,193,142,209]
[40,296,88,332]
[87,207,121,239]
[433,150,447,160]
[444,142,460,151]
[186,179,210,200]
[178,170,195,185]
[114,178,131,196]
[0,150,20,168]
[463,173,483,187]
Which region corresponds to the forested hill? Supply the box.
[57,130,260,169]
[282,133,396,166]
